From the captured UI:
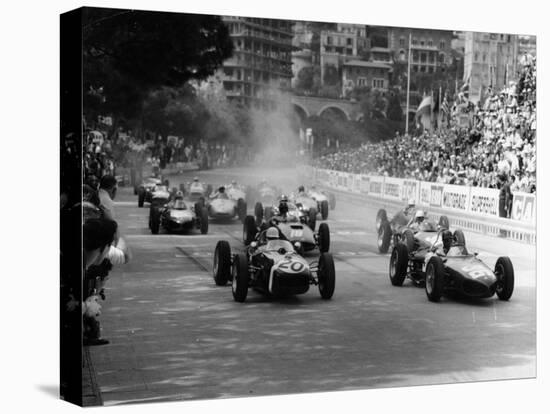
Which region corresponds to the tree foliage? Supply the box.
[82,7,234,121]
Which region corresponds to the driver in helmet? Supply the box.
[263,226,293,253]
[211,185,229,199]
[409,209,426,231]
[403,198,416,216]
[192,176,200,183]
[278,195,289,217]
[297,185,306,195]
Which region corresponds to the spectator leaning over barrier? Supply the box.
[83,218,119,346]
[98,174,118,221]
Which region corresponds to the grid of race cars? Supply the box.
[135,173,515,304]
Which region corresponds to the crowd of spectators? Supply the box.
[313,56,536,195]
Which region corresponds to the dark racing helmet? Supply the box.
[442,230,453,252]
[279,195,289,215]
[298,185,305,193]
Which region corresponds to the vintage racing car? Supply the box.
[388,228,514,302]
[212,231,336,302]
[148,190,208,235]
[376,207,450,254]
[137,176,170,207]
[292,186,335,220]
[259,198,317,231]
[180,177,213,204]
[207,186,247,221]
[242,208,330,254]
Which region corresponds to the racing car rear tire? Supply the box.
[213,241,231,286]
[495,256,514,301]
[389,243,408,286]
[329,193,336,210]
[243,215,257,245]
[425,256,445,302]
[402,229,415,252]
[453,229,466,246]
[378,221,392,253]
[232,253,249,302]
[237,198,247,223]
[254,202,264,223]
[439,215,450,230]
[194,201,203,217]
[150,212,160,235]
[138,189,145,208]
[376,209,387,231]
[318,252,336,299]
[308,208,317,231]
[200,209,209,234]
[320,200,329,220]
[318,223,330,253]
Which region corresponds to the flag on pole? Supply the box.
[416,95,433,117]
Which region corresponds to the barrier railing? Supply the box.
[302,166,536,244]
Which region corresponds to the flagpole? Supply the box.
[405,32,412,135]
[438,86,442,131]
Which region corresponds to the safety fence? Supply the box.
[303,166,536,244]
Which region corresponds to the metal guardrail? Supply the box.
[321,185,536,245]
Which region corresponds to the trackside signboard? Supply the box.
[313,168,536,226]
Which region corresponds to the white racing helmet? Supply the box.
[408,198,415,207]
[414,210,425,221]
[266,227,279,240]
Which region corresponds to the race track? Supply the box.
[89,166,536,406]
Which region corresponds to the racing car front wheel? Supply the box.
[439,215,450,230]
[200,209,209,234]
[495,256,514,301]
[318,253,335,299]
[308,208,317,231]
[232,254,249,302]
[425,256,445,302]
[320,200,329,220]
[138,188,145,208]
[243,215,257,245]
[389,243,408,286]
[150,211,160,235]
[378,221,392,253]
[318,223,330,253]
[402,229,415,252]
[213,241,231,285]
[376,209,387,231]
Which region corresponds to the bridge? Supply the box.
[291,94,417,123]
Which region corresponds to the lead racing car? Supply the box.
[388,228,514,302]
[242,201,330,254]
[212,227,336,302]
[136,175,170,207]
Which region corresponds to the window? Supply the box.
[428,39,433,47]
[420,40,425,46]
[474,52,479,61]
[347,38,352,46]
[327,36,333,45]
[400,37,405,47]
[413,66,418,72]
[420,52,427,63]
[428,67,433,73]
[439,41,445,49]
[372,78,385,89]
[420,66,426,72]
[412,38,418,45]
[482,53,486,62]
[358,77,367,87]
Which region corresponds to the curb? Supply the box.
[82,346,103,407]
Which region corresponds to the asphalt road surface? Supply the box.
[90,167,536,406]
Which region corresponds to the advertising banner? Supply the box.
[469,186,500,217]
[368,175,385,197]
[382,177,403,201]
[419,182,444,208]
[441,184,470,212]
[511,192,536,223]
[402,179,420,204]
[359,175,370,194]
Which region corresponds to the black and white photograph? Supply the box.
[3,1,548,413]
